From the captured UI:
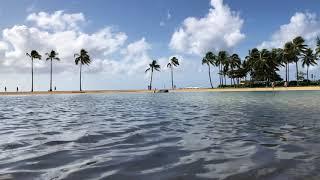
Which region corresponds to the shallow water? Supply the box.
[0,91,320,180]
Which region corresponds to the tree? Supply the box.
[292,36,307,83]
[228,54,241,85]
[316,36,320,58]
[202,52,215,88]
[74,49,91,91]
[145,60,160,90]
[284,41,294,82]
[167,57,179,89]
[302,48,317,81]
[217,51,228,86]
[45,50,60,91]
[26,50,42,92]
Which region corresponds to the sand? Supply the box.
[0,86,320,96]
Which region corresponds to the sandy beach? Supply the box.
[0,86,320,96]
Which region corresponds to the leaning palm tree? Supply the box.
[74,49,91,91]
[284,41,294,82]
[167,57,179,89]
[26,50,42,92]
[145,60,160,90]
[45,50,60,91]
[302,48,317,81]
[202,52,215,88]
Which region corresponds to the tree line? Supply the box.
[146,36,320,89]
[26,49,91,92]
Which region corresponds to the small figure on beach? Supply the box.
[16,86,19,92]
[284,81,288,88]
[54,86,56,91]
[4,86,7,92]
[271,82,275,89]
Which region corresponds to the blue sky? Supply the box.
[0,0,319,90]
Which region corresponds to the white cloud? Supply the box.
[258,12,320,49]
[26,11,85,31]
[0,11,151,77]
[169,0,245,55]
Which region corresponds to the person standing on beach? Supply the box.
[16,87,19,92]
[4,87,7,92]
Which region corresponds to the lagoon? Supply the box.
[0,92,320,179]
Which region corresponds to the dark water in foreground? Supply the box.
[1,92,320,180]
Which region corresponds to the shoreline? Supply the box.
[0,86,320,96]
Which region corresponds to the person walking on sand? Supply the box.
[4,87,7,92]
[16,87,18,92]
[272,82,275,90]
[284,81,288,88]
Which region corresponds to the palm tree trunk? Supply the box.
[31,58,34,92]
[50,59,53,91]
[307,66,309,82]
[296,61,299,86]
[171,67,174,89]
[285,63,288,82]
[288,63,290,82]
[208,65,213,88]
[149,69,153,90]
[80,63,82,91]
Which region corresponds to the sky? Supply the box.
[0,0,319,91]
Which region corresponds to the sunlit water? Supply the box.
[1,92,320,180]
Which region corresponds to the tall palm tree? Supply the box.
[302,48,317,81]
[45,50,60,91]
[145,60,160,90]
[26,50,42,92]
[74,49,91,91]
[292,36,307,83]
[202,52,215,88]
[167,57,179,89]
[284,41,294,82]
[217,51,228,86]
[229,54,241,85]
[316,36,320,58]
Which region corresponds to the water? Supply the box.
[0,92,320,180]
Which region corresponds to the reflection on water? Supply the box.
[0,91,320,179]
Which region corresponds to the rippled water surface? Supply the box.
[1,92,320,180]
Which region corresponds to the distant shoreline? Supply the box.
[0,86,320,96]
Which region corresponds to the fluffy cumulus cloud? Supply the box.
[27,11,85,31]
[259,12,320,49]
[0,11,152,76]
[169,0,245,55]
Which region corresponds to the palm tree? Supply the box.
[284,41,294,83]
[229,54,241,85]
[45,50,60,91]
[316,37,320,58]
[167,57,179,89]
[26,50,42,92]
[202,52,215,88]
[217,51,228,86]
[74,49,91,91]
[145,60,160,90]
[302,48,317,81]
[292,36,307,83]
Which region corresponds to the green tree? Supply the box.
[302,48,317,81]
[145,60,160,90]
[74,49,91,91]
[26,50,42,92]
[316,36,320,58]
[45,50,60,91]
[292,36,307,83]
[217,51,229,86]
[167,57,179,89]
[228,54,241,85]
[202,52,215,88]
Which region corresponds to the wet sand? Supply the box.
[0,86,320,95]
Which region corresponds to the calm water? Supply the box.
[1,92,320,180]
